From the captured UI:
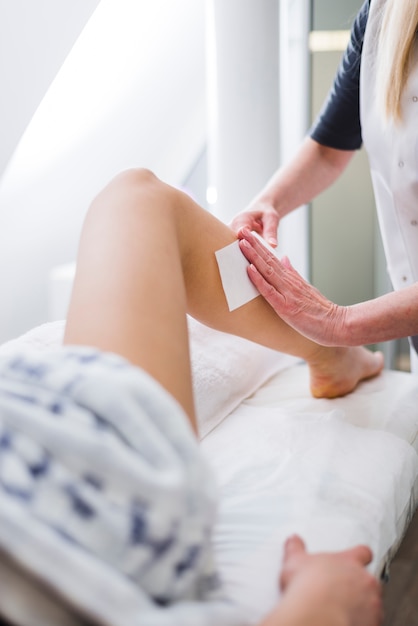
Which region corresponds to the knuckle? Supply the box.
[265,262,275,278]
[262,282,281,306]
[269,284,278,298]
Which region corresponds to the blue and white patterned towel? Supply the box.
[0,348,244,626]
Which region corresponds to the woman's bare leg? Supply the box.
[64,169,199,431]
[64,169,383,429]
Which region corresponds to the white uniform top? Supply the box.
[360,0,418,370]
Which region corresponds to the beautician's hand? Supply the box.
[230,200,280,248]
[266,535,383,626]
[238,228,347,346]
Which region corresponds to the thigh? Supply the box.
[64,169,196,425]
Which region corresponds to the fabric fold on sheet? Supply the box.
[201,365,418,621]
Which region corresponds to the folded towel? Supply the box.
[187,318,300,437]
[0,319,300,439]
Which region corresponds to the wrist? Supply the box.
[265,192,287,221]
[252,183,287,221]
[252,191,281,216]
[331,304,353,346]
[260,587,348,626]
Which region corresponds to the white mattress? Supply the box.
[1,319,417,624]
[202,364,418,623]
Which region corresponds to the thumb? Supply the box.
[283,535,307,563]
[280,535,307,591]
[263,212,279,247]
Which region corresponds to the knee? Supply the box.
[87,168,178,228]
[112,167,160,191]
[91,168,164,210]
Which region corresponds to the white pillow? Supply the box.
[0,320,66,354]
[0,319,299,439]
[187,317,299,437]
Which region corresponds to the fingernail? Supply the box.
[268,237,277,247]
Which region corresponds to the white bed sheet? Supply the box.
[1,320,417,624]
[202,364,418,623]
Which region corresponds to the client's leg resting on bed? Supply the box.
[64,169,383,428]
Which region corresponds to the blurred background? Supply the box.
[0,0,408,369]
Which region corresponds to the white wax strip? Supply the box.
[215,240,260,311]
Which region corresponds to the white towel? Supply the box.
[0,318,300,439]
[0,347,245,626]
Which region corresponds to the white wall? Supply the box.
[206,0,280,220]
[277,0,310,278]
[1,0,313,343]
[0,0,206,342]
[0,0,100,181]
[206,0,310,278]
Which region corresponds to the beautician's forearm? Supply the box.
[341,283,418,346]
[259,591,346,626]
[255,137,354,219]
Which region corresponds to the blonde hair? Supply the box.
[376,0,418,122]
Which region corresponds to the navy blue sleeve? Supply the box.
[309,0,370,150]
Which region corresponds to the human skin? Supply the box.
[64,169,383,427]
[261,536,382,626]
[230,137,354,247]
[230,132,418,349]
[63,168,383,625]
[238,227,418,347]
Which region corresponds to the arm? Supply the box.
[230,138,354,247]
[344,286,418,346]
[251,139,354,220]
[231,0,369,247]
[238,229,418,346]
[260,536,382,626]
[65,168,382,418]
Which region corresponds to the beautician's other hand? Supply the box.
[238,228,347,346]
[230,200,280,248]
[265,535,382,626]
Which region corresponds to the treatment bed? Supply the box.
[0,317,417,625]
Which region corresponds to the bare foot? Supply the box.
[308,346,384,399]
